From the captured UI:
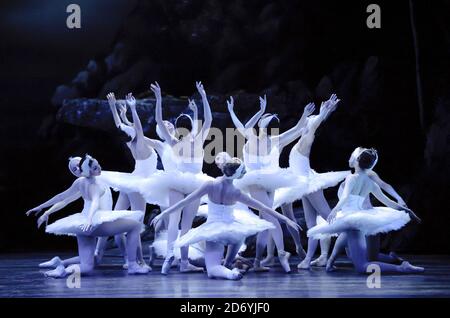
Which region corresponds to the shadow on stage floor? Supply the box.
[1,253,449,298]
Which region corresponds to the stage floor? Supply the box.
[1,253,449,298]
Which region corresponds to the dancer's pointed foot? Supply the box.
[325,260,337,272]
[400,261,425,273]
[253,259,270,272]
[260,255,275,267]
[161,255,175,275]
[44,264,67,278]
[311,254,328,267]
[180,260,204,273]
[128,262,150,275]
[389,252,404,264]
[39,256,62,268]
[279,252,291,273]
[297,258,311,270]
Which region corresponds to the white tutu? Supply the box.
[273,150,350,208]
[307,195,411,239]
[175,202,274,247]
[46,207,144,237]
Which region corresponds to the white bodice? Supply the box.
[160,143,177,172]
[243,143,280,171]
[341,194,366,212]
[289,149,311,177]
[132,148,158,177]
[206,202,235,223]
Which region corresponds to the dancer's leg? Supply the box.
[298,196,318,269]
[224,242,244,268]
[128,192,147,265]
[281,203,306,258]
[346,231,424,274]
[112,193,131,266]
[94,237,108,264]
[326,233,347,271]
[162,190,184,274]
[205,241,243,280]
[250,188,291,273]
[366,235,403,264]
[179,198,203,272]
[311,237,331,267]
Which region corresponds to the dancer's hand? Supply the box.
[303,102,315,117]
[150,214,162,229]
[126,93,136,109]
[196,81,206,97]
[37,213,49,229]
[226,96,234,112]
[80,220,93,232]
[26,207,42,217]
[118,101,127,116]
[188,99,197,112]
[286,218,302,232]
[107,92,116,108]
[259,95,267,112]
[404,207,421,224]
[327,209,338,223]
[150,82,161,98]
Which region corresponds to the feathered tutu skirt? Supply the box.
[273,170,350,208]
[46,210,144,236]
[99,170,213,207]
[307,206,411,239]
[175,202,275,247]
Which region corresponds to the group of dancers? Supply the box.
[26,82,424,280]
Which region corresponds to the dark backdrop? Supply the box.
[0,0,449,253]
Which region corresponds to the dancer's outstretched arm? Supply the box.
[151,82,177,145]
[37,193,81,228]
[305,94,340,136]
[371,183,421,223]
[107,92,122,128]
[369,171,406,206]
[26,179,82,216]
[245,95,266,129]
[150,182,211,227]
[196,81,212,142]
[117,102,133,126]
[227,96,258,139]
[237,192,302,232]
[276,102,315,148]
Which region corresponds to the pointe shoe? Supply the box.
[39,256,62,268]
[325,261,337,272]
[180,260,204,273]
[140,262,152,272]
[297,258,311,270]
[44,264,67,278]
[278,252,291,273]
[260,255,276,267]
[128,262,150,275]
[311,254,328,267]
[400,261,425,273]
[161,255,175,275]
[229,268,244,280]
[253,259,270,272]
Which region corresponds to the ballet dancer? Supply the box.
[307,149,424,274]
[150,156,301,280]
[229,95,313,272]
[26,155,149,277]
[325,147,421,271]
[270,94,349,269]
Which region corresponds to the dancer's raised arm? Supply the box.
[237,192,302,232]
[188,99,199,136]
[150,182,211,227]
[196,81,212,142]
[307,94,340,135]
[227,96,259,139]
[246,95,267,129]
[151,82,176,145]
[117,102,133,126]
[107,92,122,128]
[126,93,146,141]
[26,179,81,216]
[275,102,315,148]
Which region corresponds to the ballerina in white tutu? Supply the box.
[269,94,349,270]
[30,157,129,270]
[325,147,422,271]
[307,149,424,274]
[26,155,149,277]
[150,156,301,280]
[228,95,313,272]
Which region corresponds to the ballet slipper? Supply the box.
[161,255,175,275]
[128,262,150,275]
[400,261,425,273]
[260,255,276,267]
[297,258,311,270]
[39,256,62,268]
[44,264,68,278]
[311,254,328,267]
[180,260,204,273]
[278,251,291,273]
